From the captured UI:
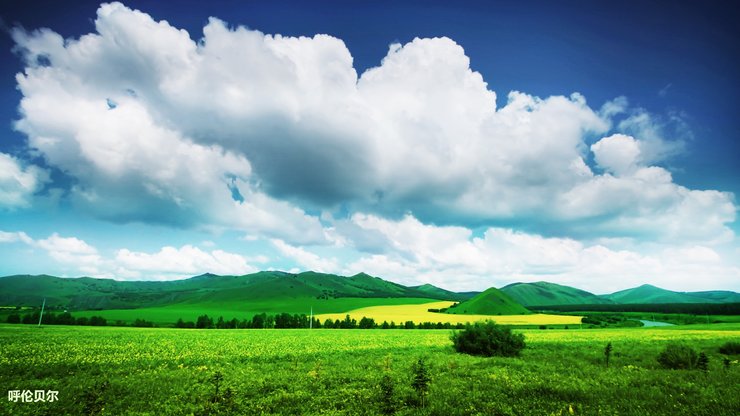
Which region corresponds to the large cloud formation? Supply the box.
[12,2,734,244]
[6,2,738,290]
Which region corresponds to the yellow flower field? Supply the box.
[314,301,583,325]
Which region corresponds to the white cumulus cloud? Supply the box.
[0,153,48,209]
[115,245,257,278]
[271,239,339,273]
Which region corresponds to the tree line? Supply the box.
[180,313,468,330]
[6,311,109,326]
[6,310,468,329]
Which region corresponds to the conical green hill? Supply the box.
[445,287,530,315]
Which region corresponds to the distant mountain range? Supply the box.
[500,281,740,306]
[602,284,740,304]
[0,271,473,311]
[0,273,737,317]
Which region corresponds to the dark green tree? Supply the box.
[411,358,431,408]
[697,352,709,372]
[89,316,107,326]
[359,317,376,329]
[604,342,613,368]
[251,313,267,329]
[379,373,396,415]
[56,312,75,325]
[196,314,214,329]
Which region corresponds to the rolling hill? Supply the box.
[445,287,530,315]
[408,283,477,302]
[0,271,469,311]
[501,281,612,306]
[603,284,740,304]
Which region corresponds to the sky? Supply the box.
[0,1,738,293]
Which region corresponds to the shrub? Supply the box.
[450,321,525,357]
[657,343,698,370]
[719,341,740,355]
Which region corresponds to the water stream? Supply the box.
[638,319,675,327]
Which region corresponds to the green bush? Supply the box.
[450,321,525,357]
[657,343,698,370]
[718,341,740,355]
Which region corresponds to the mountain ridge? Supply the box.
[0,273,737,312]
[500,281,613,306]
[0,271,476,310]
[602,283,740,304]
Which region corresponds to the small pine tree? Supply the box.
[604,342,613,368]
[379,373,396,415]
[211,371,224,403]
[697,352,709,372]
[411,358,431,408]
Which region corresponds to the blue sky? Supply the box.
[0,1,738,293]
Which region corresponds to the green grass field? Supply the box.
[1,323,738,415]
[69,297,440,325]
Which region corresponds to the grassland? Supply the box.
[1,323,738,415]
[316,301,583,326]
[67,297,441,325]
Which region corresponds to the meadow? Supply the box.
[1,323,738,415]
[68,298,444,326]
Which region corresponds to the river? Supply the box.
[638,319,675,327]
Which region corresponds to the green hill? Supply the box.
[687,290,740,303]
[501,281,612,306]
[445,287,530,315]
[0,271,466,312]
[602,284,740,304]
[408,283,476,302]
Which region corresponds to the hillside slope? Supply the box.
[501,281,612,306]
[445,287,530,315]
